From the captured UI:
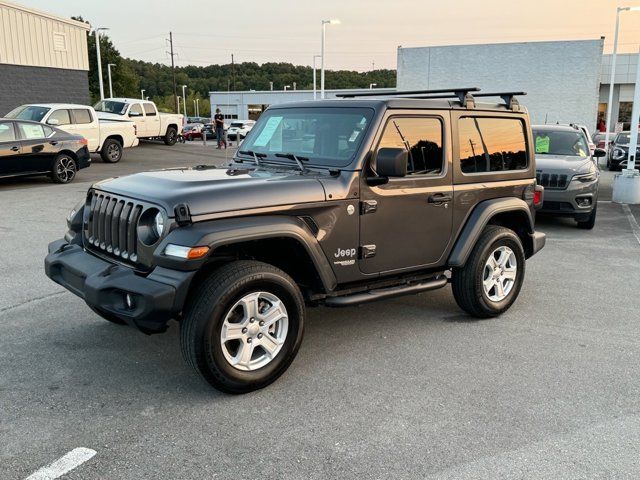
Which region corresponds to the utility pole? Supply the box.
[231,54,236,91]
[168,32,178,113]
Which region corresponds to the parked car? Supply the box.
[227,120,256,141]
[94,99,183,146]
[571,124,595,155]
[183,123,204,141]
[45,88,546,393]
[533,124,605,229]
[202,123,216,140]
[607,131,640,171]
[5,104,138,163]
[0,118,90,183]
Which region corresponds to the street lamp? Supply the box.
[177,96,182,115]
[107,63,115,98]
[182,85,187,117]
[321,19,340,99]
[94,27,109,100]
[284,85,291,91]
[604,6,640,150]
[369,83,377,89]
[313,54,321,100]
[140,89,145,100]
[196,98,200,117]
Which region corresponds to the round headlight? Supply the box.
[153,211,165,237]
[614,147,626,159]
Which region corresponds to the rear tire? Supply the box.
[100,138,123,163]
[451,225,526,318]
[180,260,305,394]
[51,154,77,183]
[577,205,597,229]
[164,127,178,146]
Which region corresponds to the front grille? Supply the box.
[84,191,143,264]
[536,171,568,190]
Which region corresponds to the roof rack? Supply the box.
[335,88,526,111]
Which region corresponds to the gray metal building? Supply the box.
[0,0,90,115]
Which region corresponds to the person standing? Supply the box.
[214,108,226,149]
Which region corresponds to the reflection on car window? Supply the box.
[18,122,45,140]
[532,130,589,157]
[459,117,527,173]
[72,109,93,124]
[130,104,144,116]
[376,117,443,175]
[0,123,16,142]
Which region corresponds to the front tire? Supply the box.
[451,226,526,318]
[164,127,178,146]
[180,261,305,394]
[100,138,123,163]
[51,154,77,183]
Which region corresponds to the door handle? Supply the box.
[428,193,452,204]
[49,141,59,146]
[10,146,19,152]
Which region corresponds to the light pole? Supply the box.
[284,85,291,91]
[194,99,197,117]
[94,27,109,100]
[369,83,377,89]
[313,54,321,100]
[269,81,273,91]
[107,63,115,98]
[182,85,187,117]
[321,19,340,99]
[604,6,640,150]
[140,89,145,100]
[177,95,181,115]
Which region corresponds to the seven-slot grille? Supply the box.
[85,192,143,264]
[536,171,568,190]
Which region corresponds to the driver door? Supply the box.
[359,112,453,274]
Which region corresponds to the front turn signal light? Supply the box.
[164,244,210,259]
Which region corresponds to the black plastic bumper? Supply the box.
[529,231,546,257]
[44,239,195,333]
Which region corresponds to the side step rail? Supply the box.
[324,277,448,307]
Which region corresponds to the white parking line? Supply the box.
[25,448,96,480]
[622,204,640,246]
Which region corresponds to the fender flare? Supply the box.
[154,215,337,292]
[448,198,534,267]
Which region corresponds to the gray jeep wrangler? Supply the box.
[45,88,545,394]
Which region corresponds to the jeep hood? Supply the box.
[92,167,327,217]
[535,155,593,174]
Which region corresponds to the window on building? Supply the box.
[0,123,16,142]
[375,117,443,175]
[618,102,633,129]
[458,117,527,173]
[72,109,93,124]
[48,109,71,126]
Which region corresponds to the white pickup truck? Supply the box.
[5,104,138,163]
[94,98,183,146]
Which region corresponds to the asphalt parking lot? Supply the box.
[1,144,640,479]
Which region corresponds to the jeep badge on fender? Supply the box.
[45,88,545,394]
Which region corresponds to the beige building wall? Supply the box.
[0,0,89,71]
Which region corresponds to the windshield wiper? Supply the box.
[237,150,266,166]
[275,153,309,172]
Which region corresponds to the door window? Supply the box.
[72,109,93,124]
[17,122,45,140]
[130,104,144,117]
[0,122,16,142]
[375,117,444,175]
[458,117,527,173]
[48,109,71,125]
[143,103,157,116]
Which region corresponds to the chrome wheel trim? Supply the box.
[482,246,517,302]
[56,157,76,182]
[220,291,289,371]
[107,143,121,160]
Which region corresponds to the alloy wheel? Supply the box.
[56,157,76,183]
[482,246,517,302]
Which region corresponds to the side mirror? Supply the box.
[47,118,60,126]
[593,148,607,158]
[376,148,408,177]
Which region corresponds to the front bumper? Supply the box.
[44,239,195,333]
[538,179,598,219]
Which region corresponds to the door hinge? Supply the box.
[360,244,377,259]
[360,200,378,215]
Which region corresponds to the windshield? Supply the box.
[239,107,374,167]
[533,129,589,157]
[5,105,50,122]
[94,100,128,115]
[615,133,631,145]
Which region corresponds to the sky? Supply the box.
[14,0,640,71]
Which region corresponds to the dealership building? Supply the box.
[0,0,90,115]
[211,39,637,134]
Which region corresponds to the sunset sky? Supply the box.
[14,0,640,71]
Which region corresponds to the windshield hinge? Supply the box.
[174,203,192,226]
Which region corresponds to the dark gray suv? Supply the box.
[533,125,605,229]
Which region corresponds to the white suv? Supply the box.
[227,120,256,140]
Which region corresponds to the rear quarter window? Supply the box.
[458,117,528,173]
